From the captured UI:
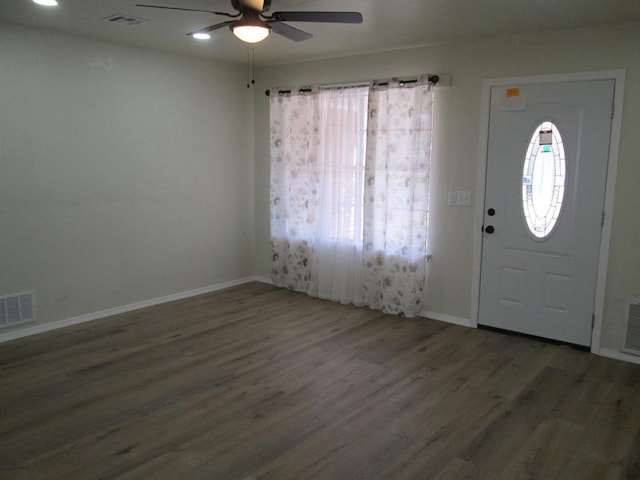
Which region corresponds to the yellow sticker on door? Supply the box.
[499,86,527,111]
[506,87,521,98]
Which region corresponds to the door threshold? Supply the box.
[478,324,590,351]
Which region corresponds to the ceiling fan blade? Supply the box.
[187,21,236,36]
[136,4,231,16]
[271,11,363,24]
[268,21,312,42]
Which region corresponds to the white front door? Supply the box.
[479,79,615,346]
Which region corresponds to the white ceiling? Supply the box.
[2,0,640,66]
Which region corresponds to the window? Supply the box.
[317,87,368,244]
[269,79,434,316]
[522,121,566,239]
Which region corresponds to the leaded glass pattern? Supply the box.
[522,121,566,239]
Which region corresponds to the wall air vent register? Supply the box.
[0,291,36,329]
[622,300,640,356]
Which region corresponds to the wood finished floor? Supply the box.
[1,282,639,479]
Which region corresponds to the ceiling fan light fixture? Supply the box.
[230,9,270,43]
[33,0,58,6]
[232,25,270,43]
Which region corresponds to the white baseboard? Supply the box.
[0,276,271,344]
[252,275,273,285]
[597,348,640,365]
[419,310,472,328]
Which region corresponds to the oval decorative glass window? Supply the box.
[522,121,566,239]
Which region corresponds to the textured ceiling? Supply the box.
[2,0,640,66]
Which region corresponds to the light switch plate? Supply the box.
[456,190,472,206]
[449,190,471,207]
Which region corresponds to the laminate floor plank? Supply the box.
[1,283,639,479]
[459,366,579,465]
[498,419,583,479]
[432,458,478,480]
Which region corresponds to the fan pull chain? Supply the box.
[247,47,256,88]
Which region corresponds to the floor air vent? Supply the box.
[0,291,36,328]
[622,300,640,356]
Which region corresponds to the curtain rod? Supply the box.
[265,74,440,97]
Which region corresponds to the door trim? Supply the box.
[470,70,626,354]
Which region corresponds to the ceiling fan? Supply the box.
[136,0,363,44]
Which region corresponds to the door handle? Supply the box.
[485,225,495,234]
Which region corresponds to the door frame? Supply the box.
[470,70,626,354]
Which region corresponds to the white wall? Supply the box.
[253,21,640,352]
[0,24,255,330]
[3,20,639,355]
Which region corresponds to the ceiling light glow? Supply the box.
[193,33,211,40]
[33,0,58,6]
[232,25,269,43]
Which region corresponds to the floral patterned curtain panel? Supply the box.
[270,79,434,317]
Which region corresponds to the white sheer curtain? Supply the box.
[270,79,433,316]
[362,81,433,315]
